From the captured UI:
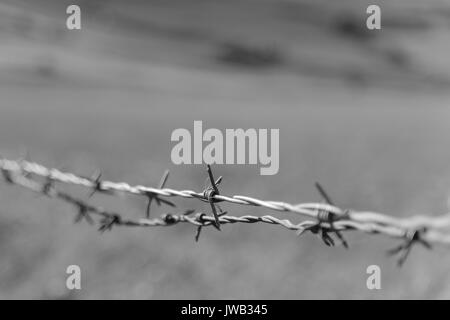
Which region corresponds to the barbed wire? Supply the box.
[1,157,450,266]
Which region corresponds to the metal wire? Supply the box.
[1,157,450,265]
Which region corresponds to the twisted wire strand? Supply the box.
[2,157,450,265]
[2,158,450,231]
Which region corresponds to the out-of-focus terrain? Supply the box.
[1,0,450,299]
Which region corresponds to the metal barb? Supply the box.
[74,202,94,225]
[2,157,450,262]
[194,210,228,242]
[315,182,335,206]
[387,228,432,267]
[41,173,55,196]
[89,171,105,198]
[86,170,117,199]
[98,214,121,232]
[203,164,223,230]
[145,169,175,218]
[314,182,349,249]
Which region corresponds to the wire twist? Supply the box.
[1,157,450,266]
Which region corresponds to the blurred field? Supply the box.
[1,0,450,299]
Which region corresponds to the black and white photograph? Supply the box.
[1,0,450,303]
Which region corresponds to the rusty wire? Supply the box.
[1,157,450,266]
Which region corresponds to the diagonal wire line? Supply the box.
[2,158,450,230]
[1,157,450,265]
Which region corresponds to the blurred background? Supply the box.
[1,0,450,299]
